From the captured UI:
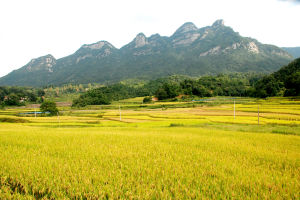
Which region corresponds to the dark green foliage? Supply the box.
[40,101,58,116]
[156,88,169,100]
[252,76,283,98]
[4,94,22,106]
[73,73,266,106]
[162,83,180,99]
[284,72,300,96]
[143,96,152,103]
[274,58,300,82]
[192,85,211,97]
[142,75,188,96]
[157,73,258,99]
[73,91,110,107]
[72,83,146,107]
[37,89,45,97]
[155,81,181,100]
[0,86,42,106]
[251,58,300,97]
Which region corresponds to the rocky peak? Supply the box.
[82,41,114,50]
[171,22,200,46]
[149,33,161,40]
[212,19,225,27]
[173,22,198,36]
[28,54,56,65]
[26,54,56,72]
[134,33,148,48]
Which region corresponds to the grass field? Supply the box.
[0,97,299,199]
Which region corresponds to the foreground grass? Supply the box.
[0,97,299,199]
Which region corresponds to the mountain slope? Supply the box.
[252,57,300,97]
[282,47,300,58]
[0,20,293,86]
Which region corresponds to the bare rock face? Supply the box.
[82,41,114,50]
[173,22,198,36]
[134,33,148,48]
[75,41,115,63]
[223,43,242,52]
[247,42,259,54]
[173,32,201,46]
[172,22,200,46]
[76,54,92,64]
[200,46,221,56]
[271,50,291,57]
[148,34,161,46]
[26,54,56,72]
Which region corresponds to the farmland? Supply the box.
[0,97,299,199]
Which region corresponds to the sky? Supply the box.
[0,0,300,77]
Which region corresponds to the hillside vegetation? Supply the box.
[253,57,300,97]
[0,20,292,86]
[70,58,299,107]
[72,73,262,107]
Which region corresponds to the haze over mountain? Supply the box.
[282,47,300,59]
[0,20,293,87]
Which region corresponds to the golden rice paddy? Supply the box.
[0,97,299,199]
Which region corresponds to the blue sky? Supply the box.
[0,0,299,77]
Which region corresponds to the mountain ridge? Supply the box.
[0,20,293,86]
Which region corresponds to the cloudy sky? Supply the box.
[0,0,299,77]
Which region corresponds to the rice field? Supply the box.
[0,97,299,199]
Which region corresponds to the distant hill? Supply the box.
[282,47,300,58]
[0,20,293,87]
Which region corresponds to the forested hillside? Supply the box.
[252,58,300,97]
[0,20,292,87]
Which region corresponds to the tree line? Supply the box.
[72,73,263,106]
[72,58,299,106]
[2,58,299,108]
[0,86,45,107]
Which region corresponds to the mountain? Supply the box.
[282,47,300,58]
[0,20,293,87]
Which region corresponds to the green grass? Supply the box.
[0,97,299,199]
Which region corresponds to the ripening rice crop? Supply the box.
[0,97,299,199]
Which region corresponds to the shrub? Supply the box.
[40,101,58,116]
[143,96,152,103]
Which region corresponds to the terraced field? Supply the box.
[0,97,299,199]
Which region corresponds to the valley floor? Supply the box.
[0,97,299,199]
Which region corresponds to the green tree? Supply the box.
[156,88,168,100]
[253,75,282,98]
[37,89,45,97]
[284,72,300,96]
[143,96,152,103]
[163,83,180,98]
[40,101,58,116]
[192,85,211,97]
[5,93,20,106]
